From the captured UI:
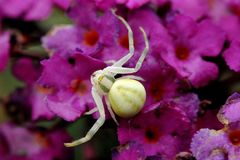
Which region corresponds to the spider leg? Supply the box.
[133,27,149,71]
[104,27,149,74]
[105,60,116,65]
[84,107,98,115]
[64,88,105,147]
[104,67,136,74]
[104,96,119,125]
[111,9,134,67]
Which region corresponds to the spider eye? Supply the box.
[108,79,146,118]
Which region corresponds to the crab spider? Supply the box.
[64,10,149,147]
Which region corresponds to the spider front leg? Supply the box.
[84,107,98,115]
[111,9,134,67]
[105,27,149,74]
[64,88,106,147]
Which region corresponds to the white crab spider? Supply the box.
[64,9,149,147]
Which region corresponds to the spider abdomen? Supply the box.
[108,79,146,118]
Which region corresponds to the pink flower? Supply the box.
[161,13,226,87]
[117,95,197,159]
[11,58,54,121]
[38,52,106,121]
[0,0,70,20]
[0,123,72,160]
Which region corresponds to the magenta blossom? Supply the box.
[170,0,240,73]
[223,40,240,72]
[115,0,150,9]
[12,58,42,85]
[161,13,226,87]
[11,58,54,121]
[0,0,70,20]
[138,59,182,108]
[42,26,83,56]
[164,0,209,20]
[191,92,240,160]
[38,52,106,121]
[67,0,119,55]
[0,123,72,160]
[43,1,119,57]
[218,92,240,125]
[117,94,198,159]
[194,0,240,73]
[191,128,240,160]
[94,0,151,10]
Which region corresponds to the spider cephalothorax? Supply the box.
[64,9,149,147]
[91,70,116,95]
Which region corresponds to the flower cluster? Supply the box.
[1,0,240,159]
[0,122,72,160]
[191,93,240,160]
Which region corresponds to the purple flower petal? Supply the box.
[162,14,225,87]
[25,0,53,20]
[42,26,83,55]
[216,15,240,42]
[53,0,70,10]
[128,8,171,54]
[95,0,116,10]
[218,92,240,125]
[0,0,63,20]
[116,0,150,9]
[46,88,92,121]
[223,40,240,72]
[38,52,105,121]
[191,129,227,160]
[67,0,98,27]
[184,58,219,88]
[0,0,33,18]
[39,52,105,89]
[30,86,55,120]
[24,0,53,20]
[170,93,200,122]
[191,20,226,57]
[190,128,240,160]
[141,65,181,107]
[12,58,42,85]
[44,5,118,57]
[112,142,146,160]
[0,123,72,160]
[0,123,42,156]
[170,0,209,20]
